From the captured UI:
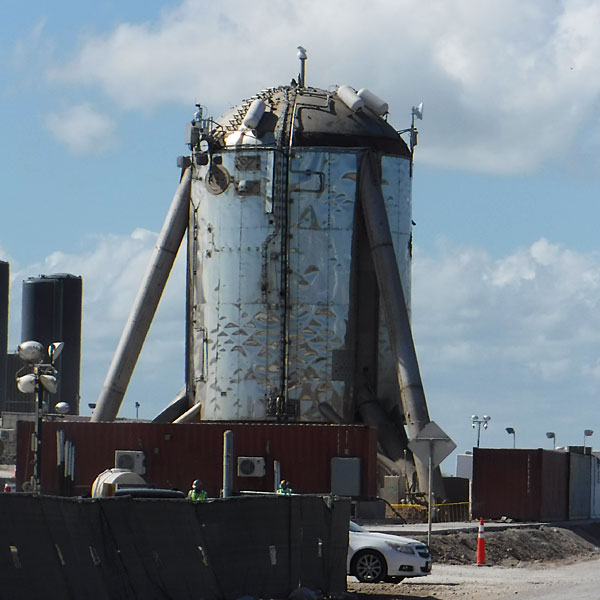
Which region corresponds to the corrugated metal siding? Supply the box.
[473,449,541,520]
[472,448,568,521]
[539,450,569,521]
[569,452,592,520]
[17,421,377,498]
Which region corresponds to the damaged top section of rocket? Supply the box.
[200,85,410,157]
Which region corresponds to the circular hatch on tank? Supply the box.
[206,164,230,195]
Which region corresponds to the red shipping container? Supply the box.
[17,421,377,498]
[472,448,568,521]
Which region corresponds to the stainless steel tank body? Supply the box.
[188,87,413,427]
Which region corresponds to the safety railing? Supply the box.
[386,501,471,523]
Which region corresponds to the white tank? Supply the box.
[91,468,146,498]
[336,84,365,112]
[357,88,389,116]
[243,99,266,129]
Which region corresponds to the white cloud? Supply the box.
[44,104,116,154]
[40,0,600,174]
[412,238,600,452]
[12,19,47,61]
[11,19,55,82]
[415,238,600,371]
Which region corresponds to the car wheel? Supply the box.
[383,575,405,583]
[351,550,387,583]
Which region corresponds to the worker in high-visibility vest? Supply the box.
[277,479,293,495]
[187,479,207,502]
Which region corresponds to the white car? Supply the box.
[348,521,432,583]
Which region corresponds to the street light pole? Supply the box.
[506,427,516,448]
[546,431,556,450]
[32,363,43,491]
[407,422,457,548]
[428,450,433,547]
[16,340,64,493]
[584,429,594,452]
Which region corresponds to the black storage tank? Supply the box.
[21,274,82,415]
[0,261,8,411]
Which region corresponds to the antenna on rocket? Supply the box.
[409,102,423,176]
[297,46,307,88]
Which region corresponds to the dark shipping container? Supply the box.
[472,448,568,521]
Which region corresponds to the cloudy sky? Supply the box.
[3,0,600,465]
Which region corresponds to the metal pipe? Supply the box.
[173,402,201,424]
[66,441,72,478]
[358,152,443,498]
[427,453,433,547]
[92,168,192,422]
[274,460,281,492]
[152,386,189,423]
[56,430,64,466]
[70,444,75,482]
[56,429,64,495]
[63,441,69,477]
[297,46,307,88]
[222,430,234,498]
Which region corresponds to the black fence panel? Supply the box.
[0,495,70,599]
[196,496,292,599]
[0,493,349,600]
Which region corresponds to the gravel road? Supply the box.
[348,557,600,599]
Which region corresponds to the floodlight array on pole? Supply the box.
[15,340,65,492]
[471,414,491,448]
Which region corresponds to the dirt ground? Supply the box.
[417,523,600,566]
[345,523,600,599]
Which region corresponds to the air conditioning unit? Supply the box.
[115,450,146,475]
[0,429,14,442]
[237,456,266,477]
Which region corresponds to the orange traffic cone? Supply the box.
[476,516,486,565]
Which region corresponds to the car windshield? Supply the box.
[349,521,366,532]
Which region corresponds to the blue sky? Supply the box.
[3,0,600,466]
